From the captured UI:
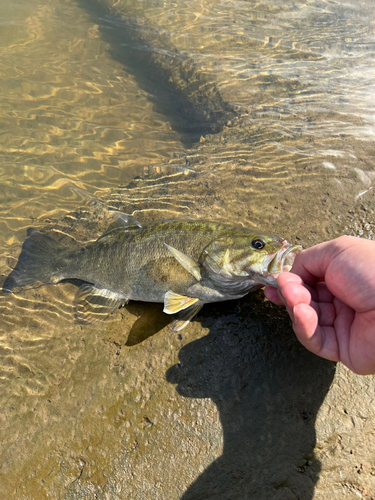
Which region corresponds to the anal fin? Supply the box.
[75,284,126,324]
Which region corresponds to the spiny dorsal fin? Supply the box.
[75,284,126,324]
[106,213,142,231]
[98,214,142,240]
[163,290,200,314]
[71,186,142,235]
[164,244,201,281]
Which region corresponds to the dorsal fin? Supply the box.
[98,213,142,240]
[71,186,142,238]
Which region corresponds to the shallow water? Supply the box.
[1,0,374,249]
[0,0,375,498]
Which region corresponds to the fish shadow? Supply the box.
[125,302,170,346]
[166,295,336,500]
[76,0,233,149]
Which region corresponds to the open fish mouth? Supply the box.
[267,244,302,276]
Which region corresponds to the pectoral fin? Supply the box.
[171,303,203,332]
[75,284,126,324]
[164,244,201,281]
[163,290,200,314]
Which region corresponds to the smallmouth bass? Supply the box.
[3,216,301,330]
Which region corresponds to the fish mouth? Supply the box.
[267,244,302,276]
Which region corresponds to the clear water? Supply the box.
[0,0,374,497]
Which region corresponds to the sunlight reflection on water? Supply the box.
[0,0,375,497]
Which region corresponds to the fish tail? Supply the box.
[3,228,64,292]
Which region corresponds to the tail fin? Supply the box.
[3,229,64,292]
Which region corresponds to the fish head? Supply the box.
[200,231,302,287]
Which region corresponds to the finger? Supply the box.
[315,281,334,303]
[316,302,336,326]
[279,280,336,325]
[331,299,355,369]
[265,272,321,308]
[290,240,345,286]
[278,272,319,301]
[264,272,309,305]
[292,303,340,362]
[277,272,304,288]
[278,273,335,304]
[264,286,284,305]
[278,280,312,309]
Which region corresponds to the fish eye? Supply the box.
[251,238,265,250]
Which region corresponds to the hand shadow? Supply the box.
[166,294,336,500]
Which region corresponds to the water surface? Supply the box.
[0,0,374,498]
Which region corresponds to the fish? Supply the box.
[2,216,301,331]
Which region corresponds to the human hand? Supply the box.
[264,236,375,375]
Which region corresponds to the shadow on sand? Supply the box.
[166,294,336,500]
